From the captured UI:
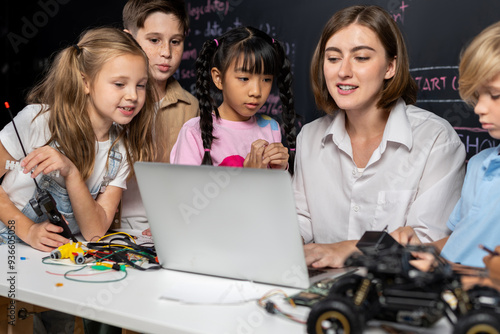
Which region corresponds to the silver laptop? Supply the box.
[134,162,350,289]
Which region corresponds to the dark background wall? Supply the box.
[2,0,500,161]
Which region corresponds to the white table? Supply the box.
[1,242,312,334]
[0,243,451,334]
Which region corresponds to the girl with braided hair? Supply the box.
[171,26,296,173]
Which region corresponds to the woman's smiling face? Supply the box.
[323,23,396,114]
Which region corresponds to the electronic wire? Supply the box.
[257,289,306,324]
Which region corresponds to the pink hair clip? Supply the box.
[290,148,296,152]
[214,39,219,47]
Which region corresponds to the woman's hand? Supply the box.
[304,240,358,268]
[390,226,422,245]
[263,143,289,170]
[21,145,78,180]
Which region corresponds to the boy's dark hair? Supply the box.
[123,0,189,35]
[195,26,297,174]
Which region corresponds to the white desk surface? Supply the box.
[0,243,451,334]
[0,242,309,334]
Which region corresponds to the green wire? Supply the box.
[63,265,128,283]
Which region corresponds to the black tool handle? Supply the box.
[37,189,78,242]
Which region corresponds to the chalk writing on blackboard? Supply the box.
[456,129,498,158]
[187,0,244,22]
[388,0,411,24]
[187,1,230,21]
[410,66,461,103]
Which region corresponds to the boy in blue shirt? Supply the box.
[393,21,500,268]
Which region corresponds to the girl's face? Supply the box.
[323,23,396,114]
[474,73,500,139]
[211,57,273,122]
[85,54,148,139]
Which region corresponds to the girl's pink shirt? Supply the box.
[171,113,281,166]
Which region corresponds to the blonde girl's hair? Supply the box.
[459,21,500,106]
[27,27,156,180]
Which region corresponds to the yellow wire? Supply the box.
[95,262,113,268]
[88,243,135,251]
[97,232,137,243]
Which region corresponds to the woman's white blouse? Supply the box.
[292,99,466,244]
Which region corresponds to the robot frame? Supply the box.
[306,231,500,334]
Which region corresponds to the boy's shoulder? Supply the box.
[162,78,199,108]
[468,145,500,169]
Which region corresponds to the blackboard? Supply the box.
[2,0,500,161]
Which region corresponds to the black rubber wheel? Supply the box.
[307,296,364,334]
[466,285,500,300]
[50,250,61,259]
[454,311,500,334]
[74,254,85,265]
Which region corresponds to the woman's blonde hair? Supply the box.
[310,5,417,114]
[459,21,500,106]
[27,27,156,180]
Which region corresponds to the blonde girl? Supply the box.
[0,27,155,252]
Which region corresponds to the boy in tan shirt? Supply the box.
[121,0,199,230]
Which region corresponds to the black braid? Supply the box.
[273,40,297,175]
[195,39,219,165]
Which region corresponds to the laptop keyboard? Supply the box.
[308,268,327,277]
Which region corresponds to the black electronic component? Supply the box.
[306,230,500,334]
[30,189,77,242]
[264,301,276,314]
[85,235,160,271]
[4,102,76,242]
[355,230,403,254]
